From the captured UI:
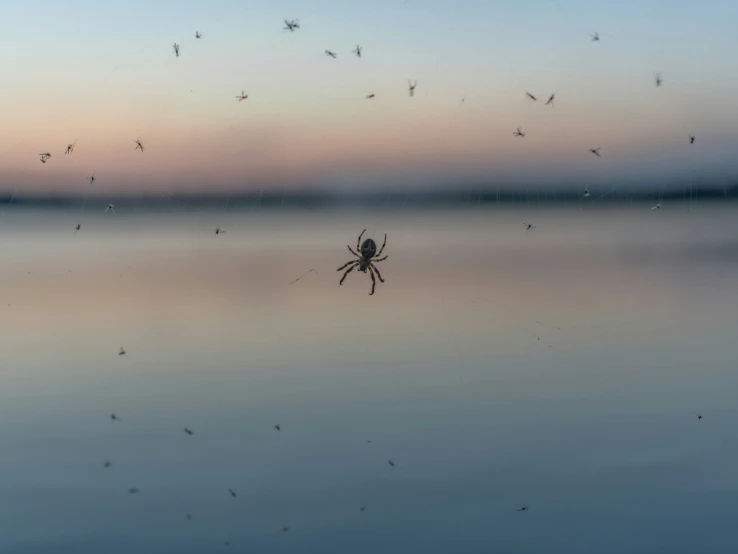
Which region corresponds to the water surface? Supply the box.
[1,204,737,553]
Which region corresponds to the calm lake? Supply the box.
[1,203,737,553]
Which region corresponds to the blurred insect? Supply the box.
[128,488,140,494]
[517,506,529,512]
[228,488,237,498]
[110,412,121,421]
[583,185,590,198]
[545,93,555,107]
[39,152,51,163]
[513,127,525,138]
[523,222,536,233]
[195,31,202,39]
[360,506,366,511]
[118,346,126,355]
[134,139,144,152]
[280,526,290,533]
[215,227,225,235]
[589,147,602,158]
[103,460,112,468]
[689,134,696,144]
[173,43,180,58]
[235,91,248,102]
[184,428,194,436]
[388,459,396,467]
[325,49,337,58]
[352,45,363,57]
[651,203,661,211]
[106,204,116,213]
[283,19,300,32]
[654,72,663,87]
[408,80,417,97]
[186,513,193,520]
[89,172,96,184]
[525,92,537,102]
[591,32,600,41]
[366,93,376,99]
[274,424,281,431]
[337,229,388,296]
[694,412,703,420]
[65,140,77,155]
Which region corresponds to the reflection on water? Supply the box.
[1,205,738,553]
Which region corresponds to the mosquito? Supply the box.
[274,424,281,431]
[545,93,555,107]
[65,140,77,155]
[654,72,662,87]
[650,203,661,211]
[366,93,375,99]
[215,227,225,235]
[589,147,602,158]
[89,172,96,184]
[104,460,112,468]
[110,412,121,421]
[693,412,703,420]
[325,49,337,58]
[689,134,695,144]
[352,45,363,57]
[583,185,590,198]
[523,222,536,234]
[513,127,525,138]
[106,204,116,214]
[229,488,237,498]
[525,92,537,102]
[195,31,202,39]
[235,91,248,102]
[173,43,180,58]
[283,19,300,32]
[184,428,194,435]
[118,346,125,355]
[39,152,51,163]
[408,80,417,97]
[134,139,144,152]
[591,32,600,41]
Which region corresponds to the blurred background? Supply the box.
[2,1,738,553]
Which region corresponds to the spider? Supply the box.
[337,229,388,295]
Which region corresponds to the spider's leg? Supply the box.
[371,263,385,283]
[373,255,388,263]
[339,262,358,285]
[357,229,366,251]
[347,245,361,258]
[337,260,356,271]
[375,234,387,257]
[368,265,377,295]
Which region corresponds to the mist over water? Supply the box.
[1,205,738,553]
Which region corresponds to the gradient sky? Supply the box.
[2,0,738,194]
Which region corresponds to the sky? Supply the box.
[1,0,738,194]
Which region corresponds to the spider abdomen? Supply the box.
[360,238,377,259]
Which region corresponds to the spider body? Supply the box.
[360,238,377,260]
[337,230,388,295]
